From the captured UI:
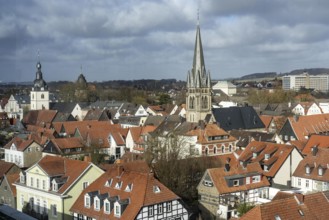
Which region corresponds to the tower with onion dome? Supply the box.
[30,61,49,110]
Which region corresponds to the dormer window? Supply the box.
[203,180,213,187]
[233,180,239,186]
[104,200,111,214]
[52,183,58,191]
[318,166,324,176]
[115,181,122,189]
[125,183,133,192]
[305,165,310,174]
[20,173,25,184]
[105,179,113,187]
[252,152,257,158]
[84,194,90,208]
[114,203,121,217]
[94,197,100,211]
[153,185,161,193]
[264,154,270,160]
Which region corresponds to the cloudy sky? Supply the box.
[1,0,329,83]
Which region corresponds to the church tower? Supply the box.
[186,21,212,123]
[30,61,49,110]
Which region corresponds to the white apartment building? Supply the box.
[282,72,329,92]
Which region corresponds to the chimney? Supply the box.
[116,161,124,177]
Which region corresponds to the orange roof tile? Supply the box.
[239,141,298,178]
[70,161,180,219]
[302,135,329,155]
[241,191,329,220]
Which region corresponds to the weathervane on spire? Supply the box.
[37,49,40,62]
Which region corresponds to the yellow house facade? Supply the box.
[15,155,104,220]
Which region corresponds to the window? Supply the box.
[42,180,46,190]
[83,182,89,189]
[94,198,100,211]
[306,165,310,174]
[306,180,310,188]
[104,201,110,213]
[221,146,225,153]
[52,183,58,191]
[318,167,323,176]
[264,165,269,172]
[20,195,24,206]
[323,182,328,191]
[36,198,40,213]
[233,180,239,186]
[114,205,120,217]
[252,152,257,158]
[158,203,163,214]
[41,94,44,99]
[30,177,34,187]
[36,179,39,188]
[78,214,83,220]
[246,177,250,184]
[297,178,301,187]
[252,175,260,183]
[20,173,25,183]
[264,154,270,160]
[84,195,90,208]
[167,201,172,212]
[52,204,57,217]
[148,206,154,216]
[43,200,47,214]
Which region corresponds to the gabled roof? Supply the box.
[239,141,298,178]
[83,109,110,121]
[50,102,84,113]
[230,129,275,148]
[0,161,17,178]
[204,162,270,195]
[22,110,57,128]
[70,161,180,219]
[212,106,265,131]
[285,114,329,141]
[46,137,85,150]
[31,155,92,194]
[4,137,39,152]
[240,191,329,220]
[293,147,329,182]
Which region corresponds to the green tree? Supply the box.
[237,202,255,217]
[158,93,171,105]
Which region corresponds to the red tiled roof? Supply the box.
[287,114,329,141]
[70,161,180,219]
[239,141,297,178]
[259,115,272,129]
[302,135,329,155]
[293,147,329,182]
[36,155,91,194]
[5,173,20,196]
[4,137,38,152]
[206,162,270,195]
[240,191,329,220]
[0,161,16,177]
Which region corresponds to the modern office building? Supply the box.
[282,72,329,92]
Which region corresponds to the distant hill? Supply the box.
[238,68,329,80]
[240,72,277,80]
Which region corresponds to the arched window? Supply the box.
[213,147,217,154]
[205,147,208,156]
[229,145,232,152]
[221,145,225,153]
[41,94,44,99]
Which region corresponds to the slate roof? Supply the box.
[204,162,270,195]
[212,106,265,131]
[50,102,83,113]
[88,100,123,110]
[240,191,329,220]
[13,94,30,105]
[230,130,275,148]
[83,108,110,121]
[238,141,299,178]
[70,161,181,219]
[144,115,166,126]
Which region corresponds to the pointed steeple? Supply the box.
[192,24,206,84]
